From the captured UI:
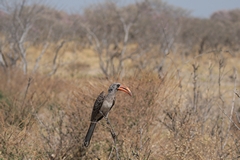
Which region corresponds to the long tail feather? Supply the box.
[84,122,97,147]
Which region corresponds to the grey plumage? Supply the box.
[83,83,132,147]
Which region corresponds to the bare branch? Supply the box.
[32,42,49,73]
[223,67,237,149]
[106,118,120,160]
[32,27,52,73]
[48,40,66,76]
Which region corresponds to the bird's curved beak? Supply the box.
[117,85,132,96]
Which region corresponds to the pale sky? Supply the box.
[47,0,240,18]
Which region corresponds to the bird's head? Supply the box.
[108,83,132,96]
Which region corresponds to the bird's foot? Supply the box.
[106,118,110,125]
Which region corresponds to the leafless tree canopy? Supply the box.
[0,0,239,76]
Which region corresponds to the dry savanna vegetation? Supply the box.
[0,0,240,159]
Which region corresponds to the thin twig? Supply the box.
[108,145,115,160]
[48,40,66,76]
[217,105,240,131]
[192,63,199,112]
[105,118,120,160]
[21,77,32,108]
[32,41,49,73]
[223,67,237,149]
[235,92,240,98]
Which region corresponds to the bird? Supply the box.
[83,83,132,147]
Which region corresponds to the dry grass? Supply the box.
[0,46,240,159]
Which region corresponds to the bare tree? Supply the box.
[82,2,142,78]
[0,0,46,74]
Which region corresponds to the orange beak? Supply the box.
[117,85,132,96]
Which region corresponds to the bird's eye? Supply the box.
[117,84,120,88]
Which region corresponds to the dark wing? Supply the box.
[90,91,105,122]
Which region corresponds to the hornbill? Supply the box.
[83,83,132,147]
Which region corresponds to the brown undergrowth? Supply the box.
[0,60,240,159]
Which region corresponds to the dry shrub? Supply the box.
[0,69,166,159]
[60,73,165,159]
[0,69,75,159]
[0,62,240,159]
